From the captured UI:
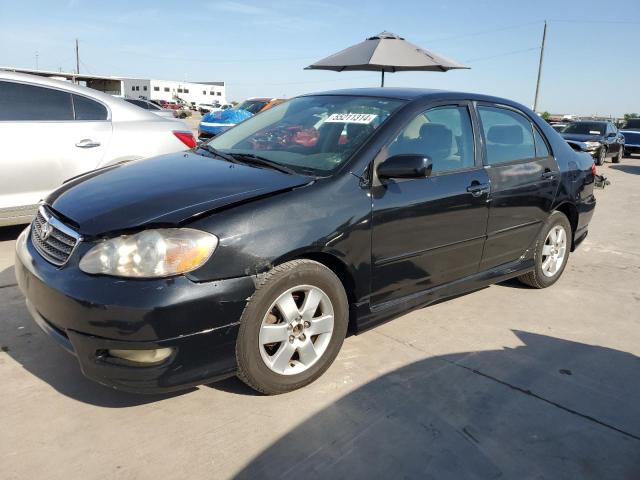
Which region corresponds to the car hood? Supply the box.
[561,133,603,142]
[46,151,312,236]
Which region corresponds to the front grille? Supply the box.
[31,206,81,266]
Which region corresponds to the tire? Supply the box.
[518,211,572,289]
[236,259,349,395]
[595,147,606,166]
[613,147,623,163]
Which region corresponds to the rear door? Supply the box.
[370,102,490,305]
[476,103,559,271]
[67,93,112,176]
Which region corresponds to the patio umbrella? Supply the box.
[305,31,469,87]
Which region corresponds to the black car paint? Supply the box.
[15,88,596,393]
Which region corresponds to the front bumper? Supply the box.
[15,226,256,393]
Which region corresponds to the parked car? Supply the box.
[15,88,596,394]
[198,103,222,115]
[124,98,176,119]
[561,120,624,165]
[550,122,568,132]
[620,118,640,156]
[0,71,196,226]
[198,97,285,140]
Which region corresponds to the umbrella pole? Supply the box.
[381,70,385,87]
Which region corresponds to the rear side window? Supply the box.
[533,128,550,157]
[73,94,108,120]
[478,106,535,165]
[0,81,73,121]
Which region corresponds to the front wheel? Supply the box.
[595,147,606,166]
[518,211,572,289]
[613,147,623,163]
[236,260,349,394]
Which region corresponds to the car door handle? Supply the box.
[541,170,557,180]
[466,182,490,197]
[75,139,101,148]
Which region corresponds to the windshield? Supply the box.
[563,122,605,135]
[207,95,406,175]
[621,118,640,130]
[237,100,270,114]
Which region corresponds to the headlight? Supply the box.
[79,228,218,278]
[584,141,601,150]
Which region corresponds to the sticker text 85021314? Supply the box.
[325,113,378,124]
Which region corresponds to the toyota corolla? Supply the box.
[15,88,596,394]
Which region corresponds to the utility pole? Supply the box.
[75,39,80,75]
[533,21,547,113]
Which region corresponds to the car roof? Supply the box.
[0,70,165,121]
[300,87,530,109]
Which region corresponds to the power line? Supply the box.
[463,47,539,64]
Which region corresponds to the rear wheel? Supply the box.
[236,260,348,394]
[518,211,571,289]
[613,147,623,163]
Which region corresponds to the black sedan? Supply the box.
[561,120,624,165]
[15,88,596,395]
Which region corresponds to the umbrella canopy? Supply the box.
[305,31,469,86]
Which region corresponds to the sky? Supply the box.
[1,0,639,116]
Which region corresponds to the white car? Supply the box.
[124,98,177,119]
[0,71,196,226]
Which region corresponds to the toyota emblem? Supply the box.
[41,220,52,241]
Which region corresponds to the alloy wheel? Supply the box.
[259,285,334,375]
[541,225,567,277]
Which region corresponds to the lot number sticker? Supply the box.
[325,113,377,124]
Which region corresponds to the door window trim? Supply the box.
[377,100,483,181]
[0,79,111,123]
[474,101,554,167]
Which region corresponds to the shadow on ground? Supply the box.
[610,164,640,175]
[236,331,640,480]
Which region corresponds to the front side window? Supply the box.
[73,94,108,120]
[0,81,73,121]
[478,106,535,164]
[208,95,405,175]
[388,105,475,174]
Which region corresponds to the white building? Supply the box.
[122,78,226,106]
[0,67,226,106]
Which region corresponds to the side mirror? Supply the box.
[377,154,432,180]
[607,132,616,138]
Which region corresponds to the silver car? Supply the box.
[124,98,177,119]
[0,71,196,226]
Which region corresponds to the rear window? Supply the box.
[73,94,108,120]
[0,81,73,121]
[621,119,640,130]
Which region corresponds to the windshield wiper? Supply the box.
[229,153,297,175]
[198,144,239,164]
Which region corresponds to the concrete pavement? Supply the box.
[1,158,639,479]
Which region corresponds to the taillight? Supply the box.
[173,131,196,149]
[591,163,597,176]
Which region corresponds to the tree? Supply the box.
[624,113,639,120]
[541,111,551,121]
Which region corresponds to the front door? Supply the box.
[475,103,560,271]
[371,103,490,306]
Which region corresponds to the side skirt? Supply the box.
[353,257,535,334]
